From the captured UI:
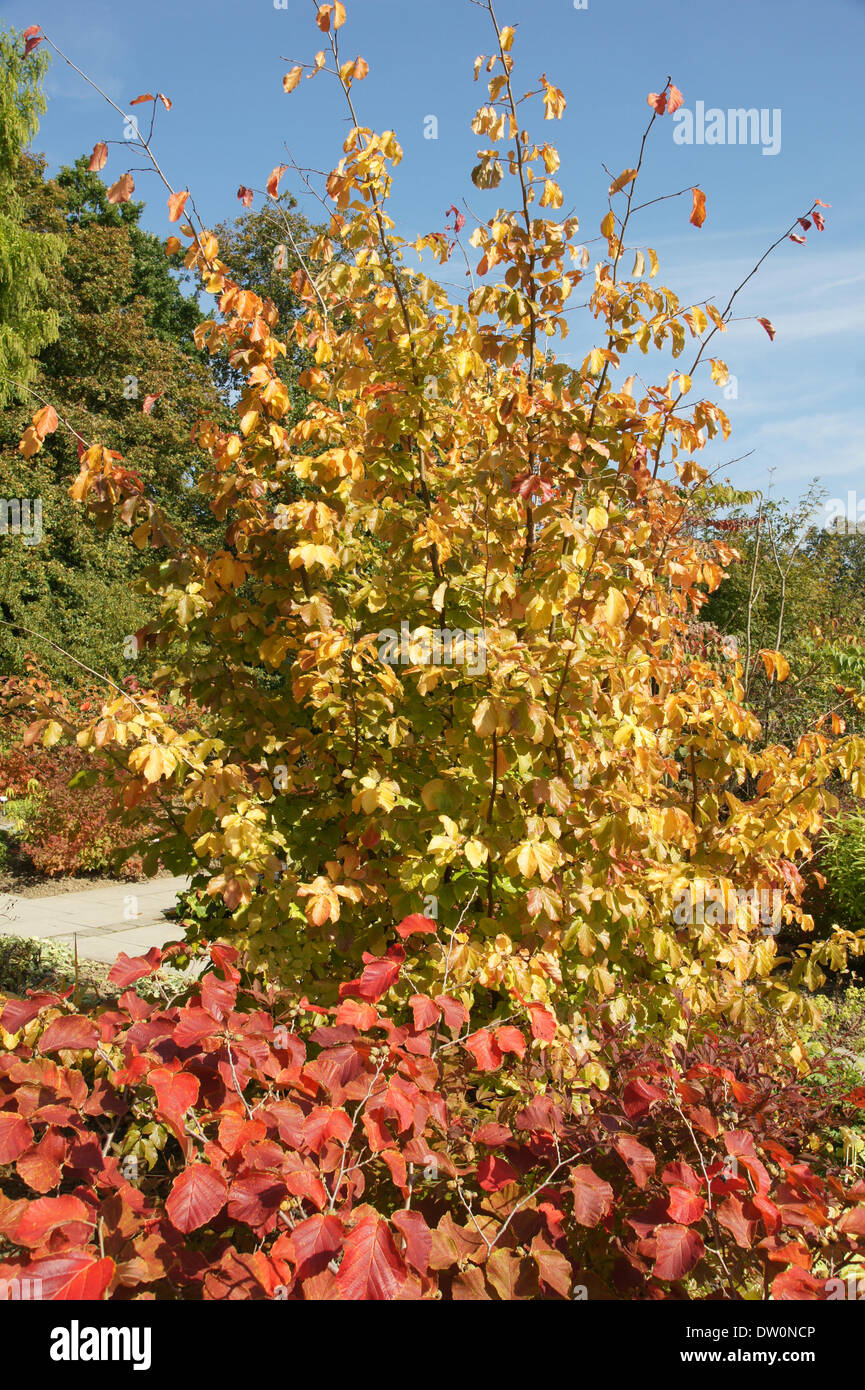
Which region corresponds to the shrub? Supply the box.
[0,729,152,879]
[1,935,865,1300]
[819,813,865,935]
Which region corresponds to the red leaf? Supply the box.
[495,1025,527,1057]
[23,25,43,55]
[789,233,807,244]
[464,1029,502,1071]
[209,941,241,981]
[283,1213,343,1281]
[0,1113,32,1164]
[14,1195,92,1247]
[335,1210,407,1300]
[167,189,189,223]
[334,998,379,1030]
[395,913,437,939]
[266,164,289,198]
[434,994,469,1035]
[647,91,667,115]
[0,994,58,1032]
[623,1076,666,1117]
[524,1002,556,1042]
[88,142,109,172]
[201,971,237,1020]
[227,1174,288,1232]
[689,187,707,228]
[772,1267,826,1300]
[756,316,776,341]
[150,1067,199,1125]
[614,1133,656,1189]
[24,1253,114,1300]
[166,1164,228,1233]
[666,1184,705,1224]
[16,1130,66,1193]
[237,185,254,208]
[409,994,440,1031]
[354,951,403,1002]
[570,1166,614,1227]
[652,1224,704,1281]
[717,1195,756,1249]
[812,211,826,231]
[477,1155,518,1191]
[393,1209,432,1275]
[38,1016,99,1053]
[837,1204,865,1236]
[107,946,162,986]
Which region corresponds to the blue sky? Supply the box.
[5,0,864,514]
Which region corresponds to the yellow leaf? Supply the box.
[710,359,729,386]
[605,589,628,626]
[283,66,303,93]
[608,168,637,196]
[539,179,563,209]
[464,838,488,868]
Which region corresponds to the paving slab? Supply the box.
[0,876,191,964]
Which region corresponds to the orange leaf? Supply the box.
[667,83,684,113]
[88,142,108,172]
[689,187,706,228]
[142,392,164,415]
[283,65,303,93]
[353,56,369,80]
[647,91,667,115]
[107,172,135,204]
[129,92,155,105]
[316,4,334,30]
[266,164,289,198]
[32,404,58,439]
[167,189,189,222]
[165,236,181,255]
[157,92,172,110]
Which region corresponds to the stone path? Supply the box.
[0,876,191,965]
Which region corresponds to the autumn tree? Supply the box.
[13,8,865,1054]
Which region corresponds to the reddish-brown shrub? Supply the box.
[0,933,863,1300]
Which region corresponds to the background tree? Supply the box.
[0,26,63,405]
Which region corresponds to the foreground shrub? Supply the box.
[1,935,864,1301]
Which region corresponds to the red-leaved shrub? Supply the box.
[1,938,863,1300]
